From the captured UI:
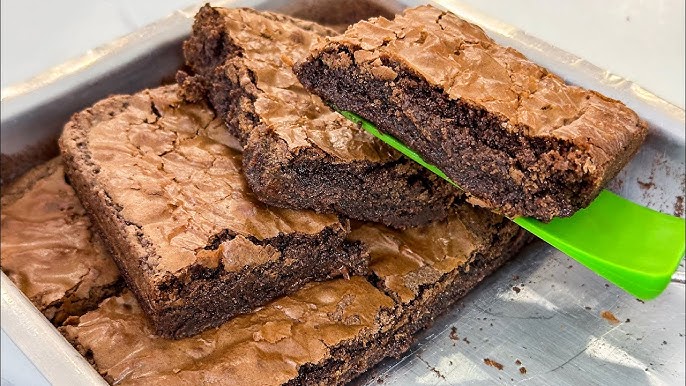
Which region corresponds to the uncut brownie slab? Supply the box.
[295,5,648,221]
[1,157,122,325]
[60,204,528,385]
[180,6,459,229]
[59,84,367,339]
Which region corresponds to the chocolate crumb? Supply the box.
[515,359,522,365]
[637,179,654,190]
[662,340,667,345]
[584,306,592,310]
[512,275,520,281]
[377,377,384,383]
[463,337,470,344]
[604,284,610,288]
[449,326,459,341]
[567,265,573,269]
[625,318,631,323]
[429,366,444,379]
[512,286,521,293]
[418,355,445,379]
[636,298,645,304]
[674,196,684,217]
[601,310,620,325]
[483,358,504,370]
[519,367,527,374]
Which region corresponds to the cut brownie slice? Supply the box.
[59,84,368,338]
[1,158,122,325]
[60,202,529,385]
[180,6,459,229]
[295,5,648,221]
[349,203,530,338]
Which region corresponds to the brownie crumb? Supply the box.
[637,179,655,190]
[519,366,527,374]
[584,306,592,310]
[511,275,520,281]
[636,298,645,304]
[463,337,471,344]
[674,196,684,217]
[449,326,459,341]
[661,340,668,345]
[625,318,631,323]
[483,358,504,370]
[512,286,521,293]
[601,310,620,325]
[514,359,522,365]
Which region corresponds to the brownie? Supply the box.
[0,158,122,325]
[60,203,529,385]
[295,5,648,221]
[180,6,460,229]
[59,84,368,339]
[349,204,530,338]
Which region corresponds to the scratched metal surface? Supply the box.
[0,1,684,385]
[355,243,685,386]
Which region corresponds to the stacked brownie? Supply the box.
[60,203,527,385]
[4,140,526,385]
[1,4,647,386]
[179,6,460,229]
[295,5,647,220]
[59,84,368,338]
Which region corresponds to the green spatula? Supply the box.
[340,110,685,300]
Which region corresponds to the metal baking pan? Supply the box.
[1,0,684,385]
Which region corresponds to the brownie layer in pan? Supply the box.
[1,157,122,325]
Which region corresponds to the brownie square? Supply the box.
[180,6,460,229]
[61,201,529,385]
[295,5,648,221]
[59,84,368,338]
[1,157,122,325]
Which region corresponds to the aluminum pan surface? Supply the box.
[0,1,683,385]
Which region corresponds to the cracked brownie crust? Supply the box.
[60,199,529,385]
[59,84,368,338]
[1,158,123,325]
[295,5,648,221]
[180,6,460,229]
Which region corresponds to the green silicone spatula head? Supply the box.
[340,110,686,300]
